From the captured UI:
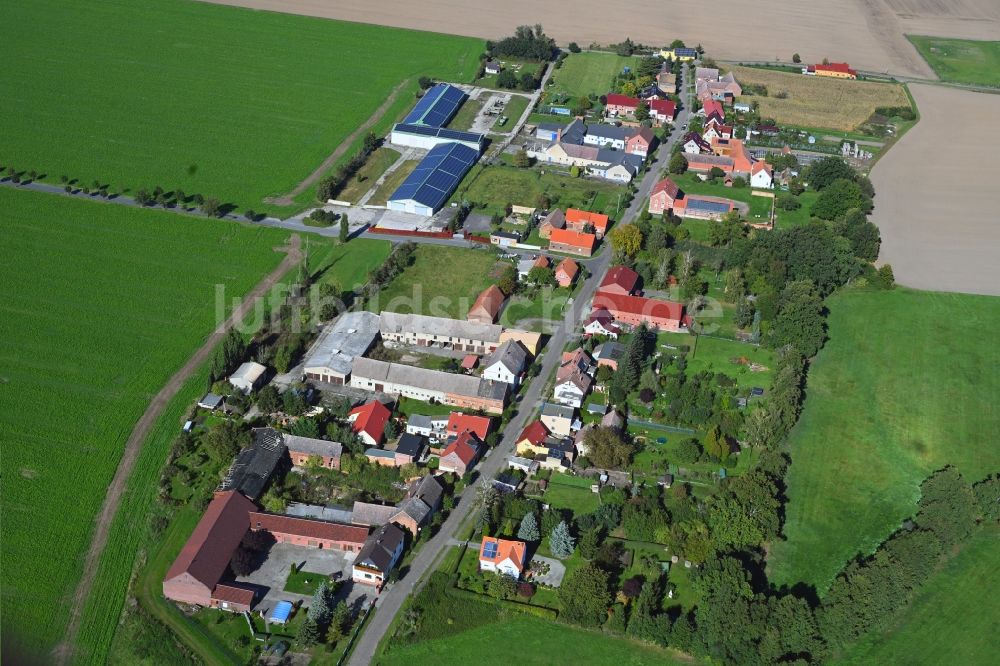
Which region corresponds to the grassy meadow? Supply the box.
[374,245,499,319]
[0,0,482,212]
[548,52,639,100]
[380,615,688,666]
[836,526,1000,665]
[768,288,1000,593]
[452,164,626,218]
[0,187,296,661]
[908,36,1000,87]
[728,66,910,131]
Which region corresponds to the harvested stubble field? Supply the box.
[0,0,482,212]
[728,66,911,131]
[0,188,300,662]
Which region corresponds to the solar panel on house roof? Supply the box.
[389,142,479,210]
[482,541,499,559]
[686,199,731,214]
[403,83,467,127]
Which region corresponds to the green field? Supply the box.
[375,245,498,319]
[0,0,482,211]
[768,288,1000,593]
[380,615,687,666]
[453,164,625,218]
[0,188,296,661]
[908,36,1000,87]
[549,52,638,100]
[837,526,1000,665]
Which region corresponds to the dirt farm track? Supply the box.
[204,0,1000,78]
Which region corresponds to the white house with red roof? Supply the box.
[347,400,391,448]
[479,537,527,578]
[750,161,774,189]
[583,311,621,339]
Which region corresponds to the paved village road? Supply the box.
[347,64,692,666]
[53,236,303,665]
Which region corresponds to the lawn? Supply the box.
[380,615,690,666]
[446,97,486,131]
[368,160,421,206]
[311,237,391,293]
[374,245,498,319]
[768,288,1000,594]
[543,474,602,514]
[908,36,1000,88]
[453,164,626,218]
[0,187,296,662]
[493,95,531,131]
[0,0,482,212]
[333,147,402,204]
[284,569,334,595]
[669,172,818,227]
[395,396,457,418]
[836,526,1000,665]
[548,52,639,100]
[656,332,775,390]
[501,285,575,331]
[728,66,911,131]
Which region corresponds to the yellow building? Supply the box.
[660,47,697,62]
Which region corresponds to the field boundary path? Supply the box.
[346,62,692,666]
[53,235,303,665]
[266,79,411,206]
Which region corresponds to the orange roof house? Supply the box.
[479,537,528,578]
[555,257,579,287]
[348,400,391,447]
[446,412,493,440]
[468,285,506,324]
[565,208,610,238]
[548,228,596,257]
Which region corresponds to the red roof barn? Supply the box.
[591,292,686,332]
[598,266,640,296]
[348,400,391,447]
[468,285,506,323]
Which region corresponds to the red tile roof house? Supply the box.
[555,257,579,287]
[649,177,683,216]
[468,284,506,324]
[446,411,493,441]
[598,265,640,296]
[249,511,368,552]
[347,400,391,448]
[591,291,687,332]
[604,93,641,118]
[702,98,725,123]
[162,490,259,612]
[649,99,676,125]
[438,430,482,475]
[548,228,596,257]
[565,208,610,239]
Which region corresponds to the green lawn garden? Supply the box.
[836,526,1000,665]
[452,164,626,217]
[768,288,1000,594]
[381,615,688,666]
[0,188,296,661]
[548,52,639,100]
[907,36,1000,87]
[0,0,482,212]
[375,245,499,319]
[543,474,602,514]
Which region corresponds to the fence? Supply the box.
[367,227,453,239]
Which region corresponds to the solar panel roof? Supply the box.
[403,83,467,127]
[686,199,731,213]
[393,123,485,146]
[389,142,479,210]
[482,541,499,559]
